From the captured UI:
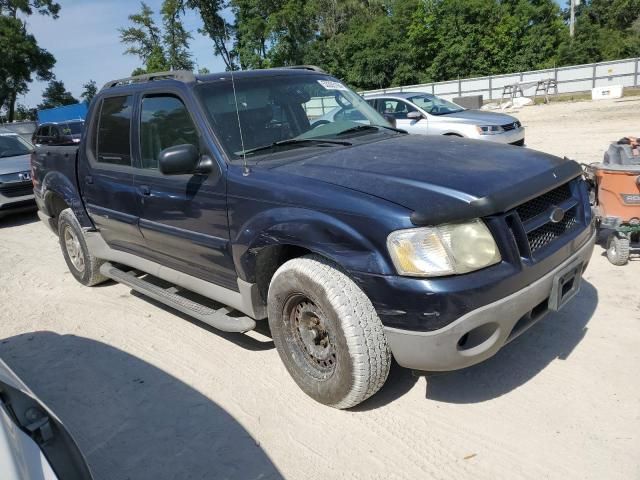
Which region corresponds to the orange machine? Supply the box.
[583,142,640,266]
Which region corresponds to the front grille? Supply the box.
[509,181,584,258]
[526,206,579,253]
[516,183,572,223]
[0,181,33,198]
[502,121,521,132]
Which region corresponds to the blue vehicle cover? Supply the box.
[37,103,88,124]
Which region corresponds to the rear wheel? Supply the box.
[606,233,630,266]
[267,255,391,409]
[58,208,108,286]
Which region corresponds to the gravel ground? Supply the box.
[0,97,639,480]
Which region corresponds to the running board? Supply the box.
[100,262,256,333]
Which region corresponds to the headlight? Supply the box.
[476,125,504,135]
[387,219,501,277]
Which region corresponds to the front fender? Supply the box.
[232,207,395,282]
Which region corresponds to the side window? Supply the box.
[96,96,133,166]
[380,99,417,120]
[140,95,198,170]
[40,126,50,138]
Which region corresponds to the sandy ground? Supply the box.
[1,98,639,480]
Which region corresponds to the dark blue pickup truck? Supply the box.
[32,68,595,408]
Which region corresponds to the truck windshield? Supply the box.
[0,134,33,158]
[195,74,391,159]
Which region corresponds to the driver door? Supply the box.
[133,92,237,290]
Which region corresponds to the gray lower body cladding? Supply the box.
[384,231,596,372]
[84,230,267,320]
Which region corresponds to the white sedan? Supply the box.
[363,92,525,145]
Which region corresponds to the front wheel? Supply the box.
[267,255,391,409]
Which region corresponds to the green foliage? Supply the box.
[161,0,194,70]
[0,0,60,18]
[14,103,36,121]
[38,80,77,110]
[120,1,193,74]
[558,0,640,65]
[176,0,640,90]
[184,0,236,70]
[80,80,98,104]
[0,14,56,121]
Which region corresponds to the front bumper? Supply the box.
[471,127,525,145]
[384,230,595,371]
[0,181,36,218]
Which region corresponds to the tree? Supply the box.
[14,103,36,121]
[80,80,97,104]
[184,0,237,70]
[404,0,566,84]
[120,1,194,74]
[231,0,318,69]
[0,0,59,121]
[38,80,77,110]
[0,0,60,18]
[557,0,640,65]
[161,0,194,70]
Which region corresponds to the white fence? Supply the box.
[361,57,640,101]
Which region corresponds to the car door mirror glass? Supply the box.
[158,144,200,175]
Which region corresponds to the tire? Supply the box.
[267,255,391,409]
[58,208,108,286]
[606,233,630,266]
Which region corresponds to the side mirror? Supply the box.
[383,114,397,128]
[158,144,201,175]
[407,111,423,120]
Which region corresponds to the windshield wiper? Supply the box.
[335,125,380,136]
[240,138,351,156]
[336,124,407,136]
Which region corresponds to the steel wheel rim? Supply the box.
[284,295,337,378]
[64,226,85,272]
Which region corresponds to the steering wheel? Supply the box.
[310,120,331,129]
[431,106,442,114]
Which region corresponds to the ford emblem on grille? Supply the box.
[18,171,31,181]
[549,206,565,223]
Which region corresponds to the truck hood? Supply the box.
[0,154,31,176]
[436,109,518,126]
[273,135,581,225]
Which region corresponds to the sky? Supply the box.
[19,0,567,108]
[20,0,231,108]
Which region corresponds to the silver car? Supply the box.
[363,92,525,145]
[0,128,36,219]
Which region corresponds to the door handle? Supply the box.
[139,185,151,196]
[85,175,93,185]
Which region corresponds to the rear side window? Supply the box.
[140,95,198,169]
[96,96,133,166]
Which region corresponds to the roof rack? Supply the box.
[275,65,326,73]
[101,70,196,90]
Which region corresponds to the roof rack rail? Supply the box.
[276,65,326,73]
[101,70,196,90]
